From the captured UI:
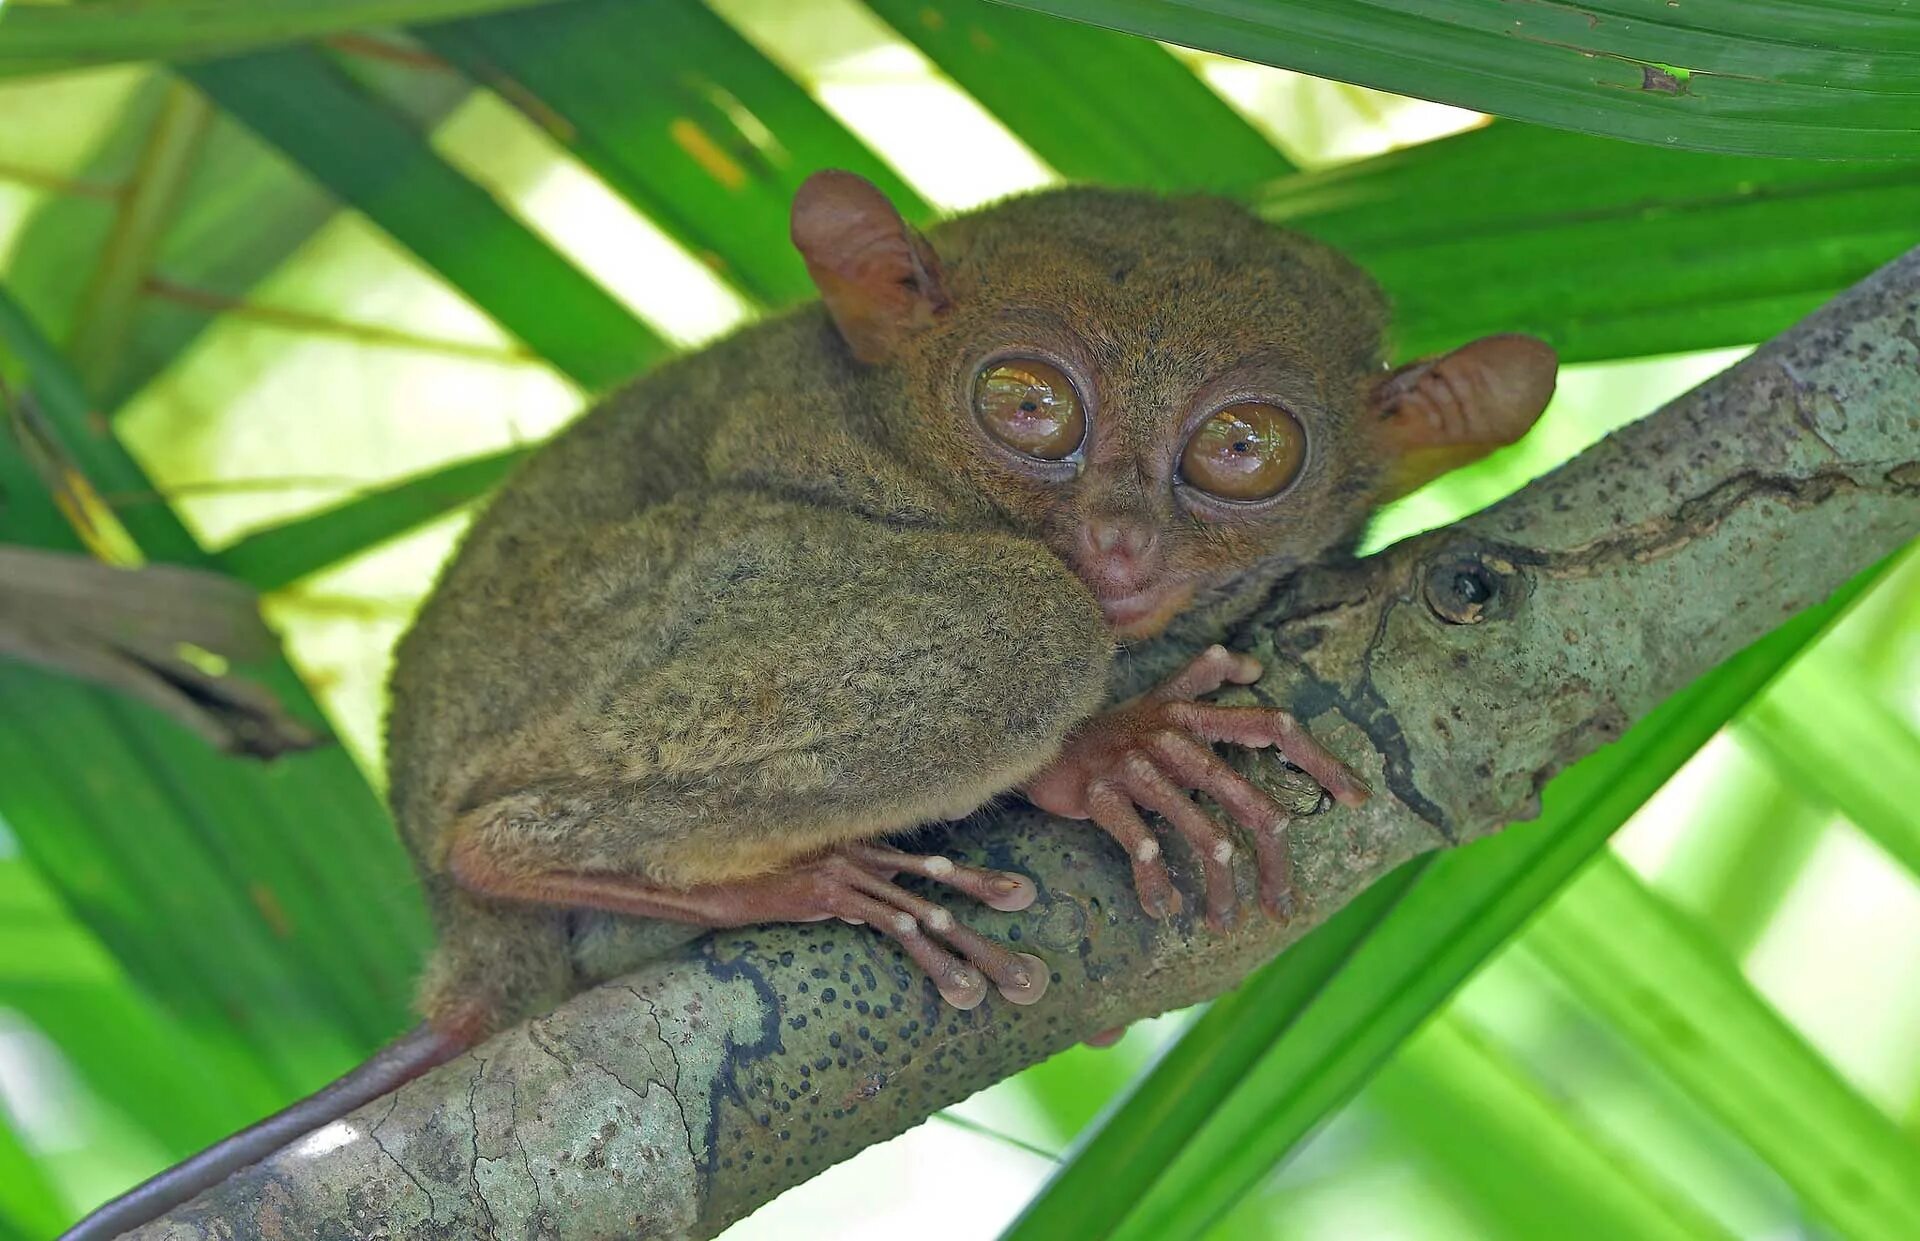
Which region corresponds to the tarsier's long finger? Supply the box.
[1147,730,1300,922]
[847,871,1048,1005]
[1167,702,1371,807]
[845,842,1036,912]
[1087,780,1182,918]
[1152,644,1263,702]
[1122,757,1238,928]
[936,926,1049,1006]
[1146,730,1287,833]
[832,889,988,1010]
[1251,818,1296,922]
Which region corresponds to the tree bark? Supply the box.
[131,248,1920,1241]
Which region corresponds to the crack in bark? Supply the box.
[366,1095,437,1220]
[464,1057,500,1239]
[525,1017,574,1075]
[619,986,703,1191]
[1773,360,1847,458]
[1493,466,1901,575]
[512,1110,542,1230]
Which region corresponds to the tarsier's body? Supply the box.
[65,175,1553,1240]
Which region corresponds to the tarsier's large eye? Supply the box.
[1180,402,1306,501]
[973,359,1086,460]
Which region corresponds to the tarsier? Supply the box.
[67,172,1555,1240]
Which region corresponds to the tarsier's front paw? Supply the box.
[1023,644,1369,927]
[765,844,1049,1010]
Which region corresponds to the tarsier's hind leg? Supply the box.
[448,822,1048,1010]
[425,508,1111,1014]
[414,884,576,1038]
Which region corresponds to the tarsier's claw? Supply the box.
[1024,644,1369,931]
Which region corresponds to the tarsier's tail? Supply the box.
[58,1022,468,1241]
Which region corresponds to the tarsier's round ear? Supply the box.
[1366,334,1559,500]
[791,170,949,364]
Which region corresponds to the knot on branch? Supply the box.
[1422,546,1524,626]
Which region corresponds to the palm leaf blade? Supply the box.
[862,0,1292,191]
[0,0,564,76]
[1001,1,1920,158]
[1526,853,1920,1239]
[184,45,665,390]
[419,0,931,307]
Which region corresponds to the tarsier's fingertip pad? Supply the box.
[939,971,989,1010]
[999,954,1051,1005]
[1335,774,1373,808]
[983,872,1038,912]
[1140,882,1182,920]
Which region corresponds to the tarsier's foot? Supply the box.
[1023,645,1369,927]
[449,833,1044,1011]
[691,843,1049,1011]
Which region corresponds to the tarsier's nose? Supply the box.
[1079,519,1159,570]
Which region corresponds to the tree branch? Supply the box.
[131,249,1920,1240]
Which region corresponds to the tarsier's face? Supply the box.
[792,173,1557,641]
[905,193,1393,641]
[952,314,1364,639]
[969,352,1308,637]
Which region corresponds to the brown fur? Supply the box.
[386,179,1541,1035]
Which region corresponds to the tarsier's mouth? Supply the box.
[1094,581,1197,640]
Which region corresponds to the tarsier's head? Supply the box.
[792,171,1557,640]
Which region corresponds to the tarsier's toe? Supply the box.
[862,871,1049,1009]
[1254,828,1297,923]
[1136,872,1183,920]
[857,844,1038,912]
[937,965,990,1010]
[996,953,1051,1005]
[1323,765,1372,809]
[980,871,1038,912]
